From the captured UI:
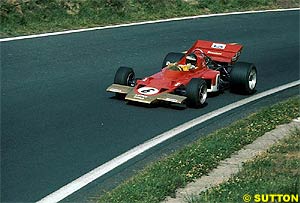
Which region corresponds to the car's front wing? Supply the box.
[107,84,186,104]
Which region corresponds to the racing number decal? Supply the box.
[138,87,159,95]
[141,89,155,93]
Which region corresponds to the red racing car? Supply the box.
[106,40,257,108]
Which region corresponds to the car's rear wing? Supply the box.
[188,40,243,64]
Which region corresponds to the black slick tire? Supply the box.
[114,67,135,99]
[114,67,135,86]
[230,62,257,94]
[186,78,207,108]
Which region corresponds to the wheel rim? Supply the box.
[127,73,135,86]
[248,69,257,90]
[199,85,207,104]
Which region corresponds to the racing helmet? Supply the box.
[186,53,197,66]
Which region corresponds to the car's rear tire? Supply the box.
[114,67,135,86]
[186,78,207,108]
[162,52,185,69]
[230,62,257,94]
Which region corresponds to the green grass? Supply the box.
[188,128,300,203]
[98,97,300,203]
[1,0,299,37]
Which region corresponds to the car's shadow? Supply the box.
[109,95,212,110]
[127,100,187,110]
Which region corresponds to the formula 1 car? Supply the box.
[106,40,257,108]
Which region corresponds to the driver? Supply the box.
[177,53,197,71]
[166,53,198,71]
[185,53,197,66]
[183,53,197,70]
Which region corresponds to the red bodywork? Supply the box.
[134,40,243,95]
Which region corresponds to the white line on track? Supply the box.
[1,8,299,42]
[37,80,300,203]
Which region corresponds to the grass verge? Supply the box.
[1,0,299,38]
[98,96,300,203]
[188,127,300,203]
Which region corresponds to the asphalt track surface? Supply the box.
[1,10,299,202]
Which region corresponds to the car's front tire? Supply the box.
[230,62,257,94]
[114,66,135,86]
[186,78,207,108]
[114,67,135,98]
